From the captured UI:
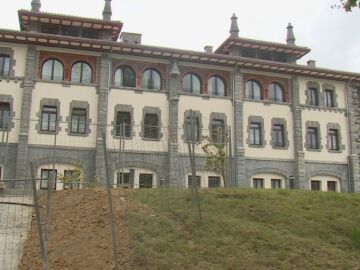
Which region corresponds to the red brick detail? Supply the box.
[39,51,97,83]
[243,74,289,102]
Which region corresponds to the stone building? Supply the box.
[0,0,359,192]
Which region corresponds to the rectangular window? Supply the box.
[41,106,57,132]
[0,55,11,76]
[117,172,130,187]
[307,127,318,149]
[308,88,318,106]
[249,122,261,145]
[271,179,281,189]
[144,113,159,139]
[324,90,334,107]
[311,180,321,191]
[272,124,284,147]
[63,170,80,189]
[139,173,153,188]
[253,178,264,189]
[185,116,199,141]
[327,181,336,192]
[62,26,79,37]
[211,119,225,143]
[208,176,221,188]
[40,169,58,190]
[328,129,339,151]
[41,25,59,34]
[188,175,201,188]
[0,102,10,129]
[71,108,86,134]
[116,111,131,137]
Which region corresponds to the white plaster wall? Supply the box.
[107,89,169,152]
[0,81,23,143]
[178,95,233,154]
[185,171,223,188]
[113,167,158,188]
[250,173,286,189]
[298,77,346,108]
[302,109,349,162]
[308,175,341,192]
[243,101,294,160]
[28,82,98,148]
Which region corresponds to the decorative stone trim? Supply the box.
[304,121,322,151]
[300,105,346,113]
[305,81,320,106]
[322,83,338,108]
[111,104,135,139]
[65,101,91,137]
[0,94,15,132]
[270,118,289,150]
[246,115,266,148]
[0,47,16,77]
[182,110,203,143]
[140,106,163,141]
[35,98,62,135]
[209,112,227,141]
[326,122,345,153]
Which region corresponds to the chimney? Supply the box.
[120,32,142,45]
[307,60,316,68]
[204,46,213,53]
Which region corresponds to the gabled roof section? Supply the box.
[18,10,123,41]
[215,36,311,59]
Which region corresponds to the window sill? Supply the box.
[113,135,133,140]
[243,98,290,106]
[111,85,168,94]
[141,137,162,142]
[272,146,288,150]
[36,79,97,87]
[38,130,57,135]
[68,132,89,137]
[328,149,342,153]
[179,92,231,100]
[248,144,265,148]
[306,148,322,152]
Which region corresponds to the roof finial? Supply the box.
[31,0,41,12]
[230,13,239,38]
[286,23,296,46]
[103,0,112,21]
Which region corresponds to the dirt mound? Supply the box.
[19,188,128,270]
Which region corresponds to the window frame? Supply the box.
[0,54,11,76]
[115,111,132,138]
[0,102,10,130]
[208,75,226,96]
[327,129,339,151]
[114,65,136,88]
[40,169,58,190]
[40,106,57,132]
[327,181,337,192]
[307,127,318,150]
[208,176,221,188]
[141,68,161,90]
[249,122,261,145]
[308,87,319,106]
[70,108,87,134]
[183,73,201,94]
[268,82,284,102]
[271,179,281,189]
[188,175,201,188]
[311,180,321,191]
[253,178,264,189]
[272,124,284,147]
[41,59,64,81]
[246,80,262,100]
[71,61,92,84]
[143,113,159,139]
[324,89,334,107]
[211,119,225,143]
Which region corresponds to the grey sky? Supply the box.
[1,0,359,73]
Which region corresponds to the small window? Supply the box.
[40,169,58,190]
[308,88,318,106]
[0,102,10,129]
[71,62,92,84]
[242,48,256,58]
[208,76,225,96]
[62,26,79,37]
[327,181,336,192]
[249,122,261,145]
[183,73,201,94]
[41,59,64,81]
[116,111,131,137]
[41,25,58,34]
[258,50,271,60]
[307,127,318,149]
[82,29,99,39]
[208,176,220,188]
[253,178,264,189]
[63,170,80,189]
[71,108,86,134]
[268,83,284,102]
[41,106,57,132]
[117,172,130,187]
[328,129,339,151]
[139,173,153,188]
[274,53,287,63]
[271,179,281,189]
[144,113,159,139]
[211,119,225,143]
[272,124,284,147]
[114,65,136,87]
[311,180,321,191]
[141,69,161,90]
[185,116,200,141]
[188,175,201,188]
[0,55,10,76]
[246,80,262,100]
[324,90,334,107]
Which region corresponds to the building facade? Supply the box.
[0,0,359,192]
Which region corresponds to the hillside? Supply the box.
[20,188,360,270]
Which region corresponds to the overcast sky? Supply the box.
[0,0,359,73]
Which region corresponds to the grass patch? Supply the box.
[124,188,360,270]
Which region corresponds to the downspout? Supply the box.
[345,78,353,192]
[232,62,240,187]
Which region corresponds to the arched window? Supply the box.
[71,62,92,84]
[246,80,262,100]
[208,76,225,96]
[183,73,201,94]
[0,54,10,76]
[114,65,136,87]
[141,69,161,90]
[41,59,64,81]
[268,82,284,102]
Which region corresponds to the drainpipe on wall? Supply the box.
[232,62,240,187]
[345,78,354,192]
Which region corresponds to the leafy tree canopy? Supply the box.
[333,0,360,11]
